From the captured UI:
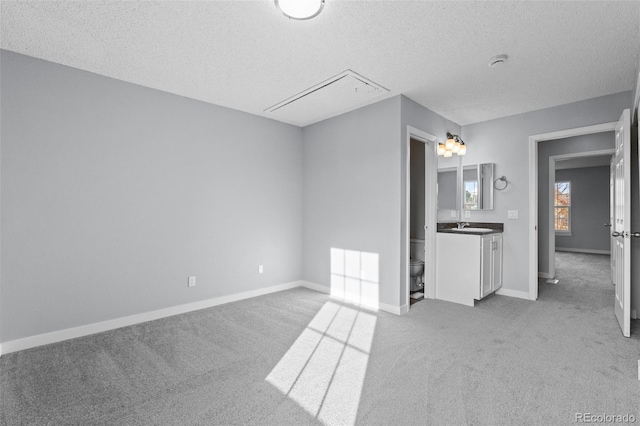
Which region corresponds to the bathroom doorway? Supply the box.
[409,138,427,304]
[404,126,437,309]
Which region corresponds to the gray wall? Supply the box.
[0,51,303,342]
[410,139,425,240]
[539,133,614,273]
[461,91,631,296]
[302,96,401,307]
[555,166,610,252]
[302,95,458,309]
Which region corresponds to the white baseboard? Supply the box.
[378,302,404,316]
[299,280,329,294]
[496,288,533,301]
[1,279,409,356]
[0,280,303,356]
[299,280,403,315]
[555,247,610,255]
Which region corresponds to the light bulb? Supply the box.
[445,137,455,150]
[437,144,446,155]
[444,150,453,158]
[458,144,467,155]
[453,141,461,153]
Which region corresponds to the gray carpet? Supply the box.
[1,252,639,425]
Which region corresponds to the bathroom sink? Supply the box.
[449,227,495,233]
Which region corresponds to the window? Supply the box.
[554,181,571,233]
[464,180,478,210]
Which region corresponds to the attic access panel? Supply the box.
[265,70,389,126]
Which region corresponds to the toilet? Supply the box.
[409,239,425,293]
[409,259,424,292]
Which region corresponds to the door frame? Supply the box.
[547,149,615,278]
[404,126,437,309]
[528,121,617,300]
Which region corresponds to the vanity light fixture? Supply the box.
[437,132,466,157]
[275,0,325,20]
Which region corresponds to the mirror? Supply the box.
[437,166,458,210]
[462,163,494,210]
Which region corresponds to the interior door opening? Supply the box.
[405,127,437,311]
[547,149,614,281]
[529,110,632,338]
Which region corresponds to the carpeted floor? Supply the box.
[1,251,638,425]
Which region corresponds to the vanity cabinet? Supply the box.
[436,231,503,306]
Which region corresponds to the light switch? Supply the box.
[465,210,471,218]
[507,210,519,220]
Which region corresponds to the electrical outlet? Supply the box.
[188,276,196,287]
[450,211,456,218]
[464,210,471,218]
[258,264,264,274]
[507,210,519,220]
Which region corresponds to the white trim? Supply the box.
[634,71,640,120]
[0,281,303,356]
[495,288,534,300]
[300,280,403,315]
[538,272,553,279]
[528,121,617,302]
[299,280,329,294]
[398,304,410,315]
[555,247,610,255]
[378,302,404,316]
[405,126,438,310]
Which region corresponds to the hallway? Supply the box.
[539,251,613,312]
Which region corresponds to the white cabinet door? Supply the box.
[480,235,493,298]
[480,234,503,298]
[492,234,503,291]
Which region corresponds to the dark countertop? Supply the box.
[437,222,504,236]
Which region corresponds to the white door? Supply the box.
[609,157,615,284]
[612,109,631,337]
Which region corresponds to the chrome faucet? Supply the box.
[457,222,470,229]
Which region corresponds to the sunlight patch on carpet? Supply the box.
[266,301,377,425]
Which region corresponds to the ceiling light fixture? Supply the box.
[437,132,466,157]
[275,0,325,20]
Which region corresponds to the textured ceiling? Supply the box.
[1,1,639,127]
